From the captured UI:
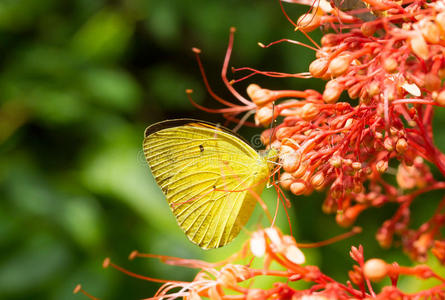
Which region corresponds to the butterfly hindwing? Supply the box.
[143,119,270,249]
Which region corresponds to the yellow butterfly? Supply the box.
[143,119,276,249]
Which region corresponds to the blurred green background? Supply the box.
[1,0,445,299]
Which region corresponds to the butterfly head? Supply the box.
[259,147,279,172]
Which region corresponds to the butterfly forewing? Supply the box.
[143,120,270,249]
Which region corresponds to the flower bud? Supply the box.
[276,127,294,140]
[376,160,388,173]
[410,34,429,60]
[329,54,352,77]
[389,126,399,136]
[353,183,363,193]
[330,155,342,168]
[323,79,344,103]
[247,84,261,100]
[344,118,354,129]
[348,83,361,99]
[279,144,295,156]
[395,138,408,153]
[279,172,294,190]
[421,21,440,44]
[383,137,394,152]
[335,210,351,226]
[361,21,377,36]
[424,72,441,91]
[281,150,301,173]
[321,33,339,46]
[339,205,365,227]
[343,158,352,166]
[349,267,363,286]
[260,128,274,145]
[367,81,380,97]
[309,57,329,78]
[292,160,308,178]
[310,172,325,190]
[297,13,321,32]
[436,89,445,106]
[322,197,336,214]
[352,162,362,170]
[265,227,283,249]
[414,156,424,166]
[250,231,266,257]
[376,228,392,249]
[383,57,398,73]
[299,103,320,121]
[290,181,307,195]
[284,244,305,265]
[330,184,343,199]
[251,88,274,106]
[255,106,274,127]
[363,259,388,282]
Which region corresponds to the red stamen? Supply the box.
[297,226,362,248]
[73,284,100,300]
[103,258,184,284]
[191,48,238,108]
[221,27,255,106]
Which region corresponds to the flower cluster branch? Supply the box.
[189,0,445,260]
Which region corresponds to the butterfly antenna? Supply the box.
[268,102,277,148]
[266,102,279,189]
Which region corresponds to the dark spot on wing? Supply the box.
[199,144,204,152]
[213,185,216,189]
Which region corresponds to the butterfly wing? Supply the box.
[143,119,270,249]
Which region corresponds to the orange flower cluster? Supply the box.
[74,227,445,299]
[185,0,445,260]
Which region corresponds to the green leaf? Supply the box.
[71,9,134,62]
[146,64,204,110]
[0,233,71,296]
[83,68,141,112]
